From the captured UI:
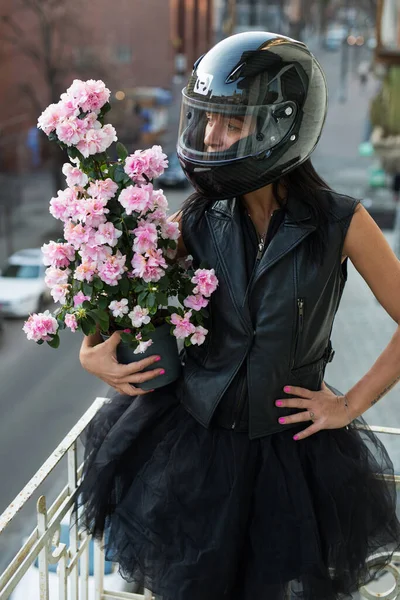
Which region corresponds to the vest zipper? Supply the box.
[256,234,265,261]
[291,298,304,368]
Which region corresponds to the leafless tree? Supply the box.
[0,0,111,192]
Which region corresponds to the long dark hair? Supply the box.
[180,158,333,265]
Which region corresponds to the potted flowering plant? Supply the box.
[23,79,218,390]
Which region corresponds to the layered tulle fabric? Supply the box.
[77,385,400,600]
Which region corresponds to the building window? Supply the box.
[115,46,132,63]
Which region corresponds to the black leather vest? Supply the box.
[177,190,359,439]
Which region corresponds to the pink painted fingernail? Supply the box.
[276,400,283,407]
[284,386,291,393]
[159,369,165,375]
[278,417,286,424]
[293,435,299,441]
[154,356,161,362]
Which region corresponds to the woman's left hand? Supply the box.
[275,381,352,441]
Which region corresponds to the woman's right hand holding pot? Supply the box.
[79,331,164,396]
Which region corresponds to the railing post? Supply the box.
[37,496,50,600]
[68,443,79,600]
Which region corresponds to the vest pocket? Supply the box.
[291,297,305,369]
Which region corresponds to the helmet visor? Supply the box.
[178,93,297,164]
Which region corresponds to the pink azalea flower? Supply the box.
[146,208,167,226]
[37,103,64,135]
[191,268,219,297]
[124,152,152,184]
[23,311,59,342]
[80,197,109,224]
[178,254,193,269]
[109,298,129,318]
[160,220,180,241]
[95,222,122,247]
[41,241,75,268]
[131,249,167,283]
[65,79,110,113]
[88,178,118,201]
[130,253,147,279]
[56,117,86,146]
[191,325,208,346]
[45,267,70,288]
[49,189,75,223]
[153,189,168,210]
[183,294,209,311]
[170,311,196,339]
[50,283,70,304]
[63,222,93,249]
[118,184,154,215]
[134,332,153,354]
[76,127,106,157]
[59,93,80,117]
[100,124,117,149]
[128,305,151,328]
[62,163,88,188]
[132,221,158,254]
[64,313,79,332]
[124,146,168,183]
[97,251,126,286]
[146,145,169,179]
[74,260,97,282]
[79,244,112,264]
[73,292,90,307]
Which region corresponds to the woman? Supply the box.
[78,32,400,599]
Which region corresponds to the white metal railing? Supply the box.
[0,399,399,600]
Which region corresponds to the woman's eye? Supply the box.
[227,123,239,132]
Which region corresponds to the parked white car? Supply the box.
[10,520,134,600]
[0,248,51,317]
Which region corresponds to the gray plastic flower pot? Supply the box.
[102,323,181,391]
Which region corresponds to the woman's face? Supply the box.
[204,112,256,153]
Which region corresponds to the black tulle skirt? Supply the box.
[77,384,400,600]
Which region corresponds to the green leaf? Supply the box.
[124,215,138,229]
[147,292,156,308]
[57,318,66,330]
[156,292,168,306]
[116,142,129,161]
[87,309,109,331]
[101,102,111,115]
[184,337,192,347]
[114,165,127,183]
[83,282,93,297]
[47,333,60,349]
[120,332,132,344]
[98,295,108,310]
[93,278,104,290]
[138,291,148,305]
[81,316,97,336]
[119,277,131,297]
[36,339,44,345]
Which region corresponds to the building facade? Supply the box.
[0,0,214,172]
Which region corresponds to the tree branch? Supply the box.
[0,16,43,64]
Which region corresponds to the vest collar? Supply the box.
[209,196,313,224]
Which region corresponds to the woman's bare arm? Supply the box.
[342,204,400,417]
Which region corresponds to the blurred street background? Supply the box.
[0,0,400,594]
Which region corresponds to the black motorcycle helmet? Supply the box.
[177,31,328,200]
